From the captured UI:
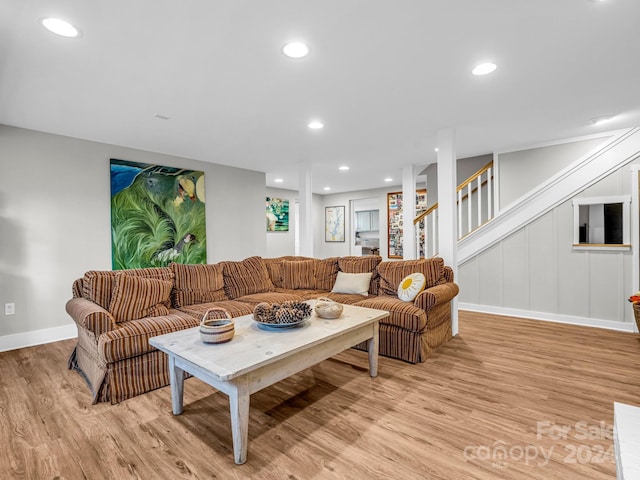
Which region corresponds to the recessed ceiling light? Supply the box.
[308,121,324,129]
[283,42,309,58]
[339,166,350,171]
[323,186,331,191]
[434,148,439,152]
[40,17,80,38]
[274,178,284,183]
[472,62,497,76]
[590,115,615,126]
[384,178,393,182]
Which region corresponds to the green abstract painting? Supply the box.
[110,159,207,269]
[266,197,289,232]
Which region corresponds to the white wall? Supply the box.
[498,136,611,209]
[0,125,266,345]
[315,186,402,260]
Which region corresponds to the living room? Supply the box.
[1,1,640,478]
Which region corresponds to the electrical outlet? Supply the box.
[5,303,15,315]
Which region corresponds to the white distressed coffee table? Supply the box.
[149,303,387,464]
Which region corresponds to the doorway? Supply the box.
[350,197,380,256]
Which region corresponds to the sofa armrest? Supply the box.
[443,266,454,283]
[66,297,115,337]
[413,282,459,312]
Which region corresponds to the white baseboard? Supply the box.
[459,303,638,333]
[0,324,77,353]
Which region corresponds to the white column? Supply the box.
[402,164,417,260]
[298,165,314,257]
[437,128,459,335]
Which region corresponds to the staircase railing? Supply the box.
[414,161,494,258]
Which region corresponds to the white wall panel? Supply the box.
[477,244,503,307]
[458,257,478,304]
[528,214,558,313]
[588,252,625,321]
[502,229,529,310]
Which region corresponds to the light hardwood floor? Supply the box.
[1,311,639,479]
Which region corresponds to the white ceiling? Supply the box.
[1,1,639,194]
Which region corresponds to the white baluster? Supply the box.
[457,189,463,239]
[477,174,482,228]
[487,167,493,220]
[432,211,437,256]
[467,183,472,235]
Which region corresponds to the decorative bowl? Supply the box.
[253,301,312,325]
[200,307,235,344]
[314,297,343,319]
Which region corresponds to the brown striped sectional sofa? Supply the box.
[66,255,459,404]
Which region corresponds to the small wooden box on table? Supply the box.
[149,302,388,464]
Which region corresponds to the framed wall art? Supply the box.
[325,205,345,242]
[266,197,289,231]
[110,159,207,269]
[387,189,427,259]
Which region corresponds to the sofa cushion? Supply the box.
[82,267,174,310]
[323,292,369,305]
[275,288,331,300]
[222,256,274,299]
[108,274,173,323]
[177,300,254,320]
[282,260,317,290]
[337,255,381,295]
[377,258,445,297]
[99,309,199,363]
[262,256,311,288]
[171,262,226,307]
[315,257,339,291]
[355,296,427,332]
[263,259,285,288]
[234,291,304,306]
[332,271,372,296]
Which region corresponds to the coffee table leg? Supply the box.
[169,355,184,415]
[367,321,379,377]
[229,377,250,464]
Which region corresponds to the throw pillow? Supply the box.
[315,257,339,291]
[109,274,172,323]
[331,271,372,296]
[171,262,227,307]
[397,272,426,302]
[82,266,174,310]
[222,256,274,299]
[282,260,317,290]
[378,259,425,296]
[337,255,382,295]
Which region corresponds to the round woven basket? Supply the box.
[314,297,343,319]
[200,307,234,344]
[633,303,640,333]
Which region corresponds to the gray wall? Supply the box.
[498,137,610,209]
[459,162,635,327]
[425,154,492,209]
[0,125,266,338]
